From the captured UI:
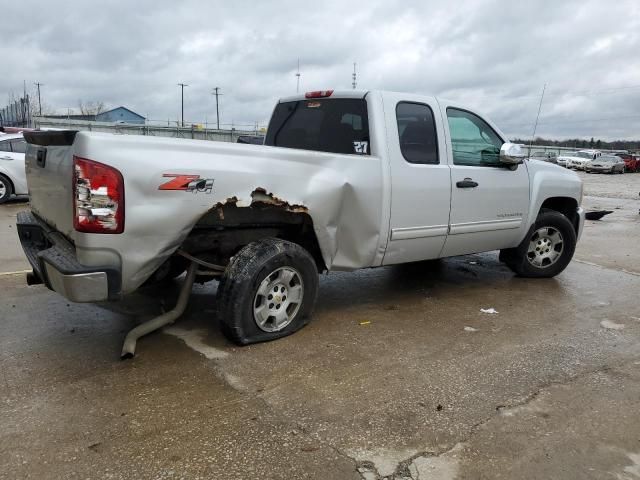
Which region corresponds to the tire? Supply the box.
[216,238,319,345]
[0,174,13,204]
[501,210,577,278]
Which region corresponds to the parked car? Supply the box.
[585,155,626,174]
[529,151,558,164]
[0,133,28,203]
[17,89,585,354]
[616,153,640,172]
[567,150,601,170]
[557,151,578,168]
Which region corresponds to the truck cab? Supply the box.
[17,89,585,352]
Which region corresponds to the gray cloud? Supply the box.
[2,0,639,139]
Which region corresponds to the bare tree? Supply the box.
[78,100,106,116]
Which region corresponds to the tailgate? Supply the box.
[23,131,77,238]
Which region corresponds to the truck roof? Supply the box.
[278,89,369,103]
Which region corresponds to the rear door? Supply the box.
[382,93,452,265]
[439,104,530,257]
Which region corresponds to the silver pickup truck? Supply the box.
[17,90,585,355]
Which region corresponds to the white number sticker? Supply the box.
[353,141,368,154]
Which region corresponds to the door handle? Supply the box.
[456,178,478,188]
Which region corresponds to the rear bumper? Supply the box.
[16,211,121,302]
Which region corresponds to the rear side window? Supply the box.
[10,140,26,154]
[396,102,439,164]
[0,140,11,153]
[265,98,370,155]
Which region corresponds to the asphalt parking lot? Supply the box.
[1,172,639,480]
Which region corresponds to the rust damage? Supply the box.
[186,188,322,270]
[212,196,239,220]
[210,189,308,220]
[249,187,309,213]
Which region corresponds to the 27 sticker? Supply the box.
[353,141,368,154]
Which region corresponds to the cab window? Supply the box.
[396,102,439,164]
[447,108,503,166]
[265,98,370,155]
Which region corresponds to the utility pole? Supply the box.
[178,83,188,127]
[212,87,222,130]
[296,59,301,93]
[34,82,43,116]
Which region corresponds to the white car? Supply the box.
[566,150,601,170]
[0,133,28,203]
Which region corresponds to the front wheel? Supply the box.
[216,238,319,345]
[501,210,577,278]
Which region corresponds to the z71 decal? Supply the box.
[159,174,214,194]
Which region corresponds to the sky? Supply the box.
[1,0,639,140]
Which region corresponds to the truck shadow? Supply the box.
[108,251,566,352]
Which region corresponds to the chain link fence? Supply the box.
[0,95,32,128]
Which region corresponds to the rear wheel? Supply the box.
[0,174,13,204]
[501,210,577,278]
[216,238,319,345]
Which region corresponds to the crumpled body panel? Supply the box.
[70,132,387,293]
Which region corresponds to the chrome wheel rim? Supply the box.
[527,227,564,268]
[0,179,6,198]
[253,266,304,332]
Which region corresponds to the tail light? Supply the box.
[73,156,125,234]
[305,90,334,98]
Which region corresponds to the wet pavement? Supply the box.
[1,172,639,479]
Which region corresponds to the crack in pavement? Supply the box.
[353,358,640,479]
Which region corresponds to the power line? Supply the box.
[500,113,640,129]
[443,84,640,102]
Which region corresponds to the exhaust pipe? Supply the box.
[120,261,198,359]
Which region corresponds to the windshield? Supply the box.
[577,152,594,159]
[265,98,370,155]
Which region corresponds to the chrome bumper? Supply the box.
[16,211,121,302]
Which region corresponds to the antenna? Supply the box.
[352,62,357,89]
[528,83,547,155]
[295,59,301,93]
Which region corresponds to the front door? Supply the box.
[440,106,530,257]
[382,93,452,265]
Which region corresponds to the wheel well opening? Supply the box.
[540,197,579,232]
[179,198,327,273]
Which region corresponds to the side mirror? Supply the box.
[500,143,526,165]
